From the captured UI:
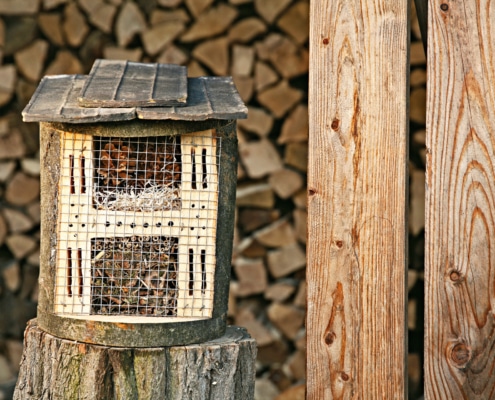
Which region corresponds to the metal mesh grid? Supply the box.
[90,236,178,316]
[54,131,221,319]
[93,136,181,211]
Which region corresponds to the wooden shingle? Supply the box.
[78,59,188,108]
[23,75,247,123]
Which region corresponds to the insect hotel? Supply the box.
[23,60,247,347]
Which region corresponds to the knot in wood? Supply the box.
[324,331,336,345]
[440,3,449,11]
[340,372,350,382]
[449,342,471,368]
[449,270,461,282]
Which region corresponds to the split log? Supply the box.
[63,3,89,47]
[0,0,39,15]
[268,168,303,199]
[238,106,274,138]
[181,4,237,42]
[239,139,283,179]
[231,45,255,77]
[267,243,306,278]
[6,234,37,259]
[0,129,26,160]
[184,0,214,18]
[5,172,39,205]
[232,76,254,103]
[0,65,16,107]
[228,18,267,43]
[141,21,185,56]
[253,218,297,247]
[234,308,273,347]
[115,1,146,47]
[2,208,34,233]
[254,0,292,24]
[254,61,279,92]
[14,39,48,82]
[278,104,308,144]
[256,34,309,79]
[277,2,309,45]
[257,80,303,118]
[284,142,308,172]
[267,303,304,340]
[45,50,84,75]
[2,261,21,292]
[264,282,296,302]
[238,209,280,232]
[0,161,16,183]
[38,13,64,46]
[14,321,256,400]
[192,37,229,76]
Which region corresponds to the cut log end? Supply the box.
[14,320,256,400]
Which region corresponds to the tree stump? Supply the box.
[14,320,256,399]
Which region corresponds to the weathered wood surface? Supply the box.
[23,76,247,123]
[78,59,188,108]
[307,1,409,398]
[36,121,238,348]
[14,321,256,400]
[23,75,136,123]
[138,77,248,121]
[425,0,495,398]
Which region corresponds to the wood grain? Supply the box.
[14,321,256,400]
[78,59,188,108]
[23,76,247,123]
[307,1,409,398]
[425,0,495,398]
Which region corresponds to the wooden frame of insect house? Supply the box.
[23,60,247,347]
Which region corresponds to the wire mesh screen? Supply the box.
[93,137,181,211]
[54,130,220,319]
[91,236,179,316]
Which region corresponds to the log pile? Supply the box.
[0,1,426,399]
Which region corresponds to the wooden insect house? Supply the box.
[23,60,247,347]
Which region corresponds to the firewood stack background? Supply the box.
[0,1,427,399]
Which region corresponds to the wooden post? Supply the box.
[14,320,256,399]
[307,1,409,398]
[425,0,495,397]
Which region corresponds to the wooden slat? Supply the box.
[425,0,495,397]
[137,77,248,121]
[307,1,408,398]
[22,75,136,123]
[78,59,188,108]
[177,131,218,318]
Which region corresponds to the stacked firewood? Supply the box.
[0,1,426,399]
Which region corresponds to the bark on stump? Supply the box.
[14,320,256,400]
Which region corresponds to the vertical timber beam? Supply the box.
[307,1,409,398]
[425,0,495,397]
